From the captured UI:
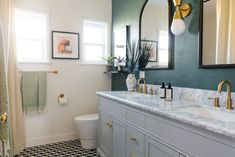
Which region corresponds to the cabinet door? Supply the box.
[111,117,126,157]
[146,137,179,157]
[98,112,111,157]
[127,126,145,157]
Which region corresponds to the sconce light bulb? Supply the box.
[171,19,186,35]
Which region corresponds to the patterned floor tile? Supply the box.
[15,139,98,157]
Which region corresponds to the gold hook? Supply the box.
[0,112,7,124]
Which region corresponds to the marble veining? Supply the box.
[146,84,235,108]
[97,89,235,138]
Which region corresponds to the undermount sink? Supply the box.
[174,106,235,123]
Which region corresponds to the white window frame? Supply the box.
[81,20,108,65]
[15,8,50,64]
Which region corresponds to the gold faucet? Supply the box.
[137,78,147,94]
[217,80,233,110]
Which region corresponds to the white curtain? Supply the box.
[216,0,235,64]
[0,0,26,155]
[227,0,235,63]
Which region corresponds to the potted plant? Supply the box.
[101,56,117,72]
[139,41,154,69]
[125,40,141,91]
[116,56,126,71]
[126,40,141,73]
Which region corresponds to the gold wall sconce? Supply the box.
[171,0,192,35]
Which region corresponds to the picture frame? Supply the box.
[141,39,158,62]
[52,31,79,59]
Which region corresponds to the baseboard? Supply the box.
[26,131,78,147]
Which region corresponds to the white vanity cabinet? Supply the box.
[97,96,235,157]
[98,112,126,157]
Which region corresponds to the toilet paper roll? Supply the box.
[58,97,68,104]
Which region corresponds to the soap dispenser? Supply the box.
[160,82,166,99]
[166,83,173,101]
[137,71,147,94]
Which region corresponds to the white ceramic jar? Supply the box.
[126,74,137,92]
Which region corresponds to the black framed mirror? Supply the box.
[199,0,235,68]
[139,0,174,70]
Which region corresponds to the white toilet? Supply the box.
[74,113,98,149]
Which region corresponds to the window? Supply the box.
[15,9,48,63]
[158,31,169,65]
[82,20,107,64]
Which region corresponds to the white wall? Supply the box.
[15,0,112,146]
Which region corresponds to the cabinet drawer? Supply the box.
[127,126,145,157]
[127,109,145,128]
[100,98,126,120]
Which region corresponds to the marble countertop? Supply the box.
[96,91,235,139]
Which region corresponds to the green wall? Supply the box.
[112,0,235,92]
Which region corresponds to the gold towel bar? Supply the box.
[19,70,58,74]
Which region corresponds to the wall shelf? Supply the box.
[104,70,128,79]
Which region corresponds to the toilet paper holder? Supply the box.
[58,93,68,104]
[58,93,64,99]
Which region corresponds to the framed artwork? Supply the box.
[52,31,79,59]
[141,40,158,62]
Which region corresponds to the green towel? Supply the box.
[21,72,47,115]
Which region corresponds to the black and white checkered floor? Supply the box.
[15,139,98,157]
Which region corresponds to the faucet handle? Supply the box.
[208,97,220,108]
[149,87,153,95]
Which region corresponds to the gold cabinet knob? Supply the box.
[130,154,136,157]
[0,112,7,124]
[130,136,137,141]
[106,122,113,128]
[130,136,139,145]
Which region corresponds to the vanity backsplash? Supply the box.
[146,84,234,108]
